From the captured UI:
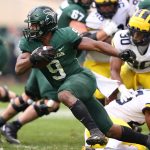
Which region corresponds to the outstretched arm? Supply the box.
[77,37,120,57]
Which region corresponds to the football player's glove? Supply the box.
[119,49,136,62]
[103,19,118,36]
[118,84,136,103]
[30,46,56,67]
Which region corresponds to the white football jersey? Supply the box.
[128,0,140,17]
[85,0,130,62]
[113,29,150,73]
[105,89,150,124]
[86,0,129,30]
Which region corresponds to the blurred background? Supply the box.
[0,0,63,86]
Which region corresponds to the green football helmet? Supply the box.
[23,6,57,40]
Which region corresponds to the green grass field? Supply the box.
[0,82,85,150]
[0,82,149,150]
[1,117,84,150]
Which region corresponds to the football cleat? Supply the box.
[86,128,107,145]
[0,124,20,144]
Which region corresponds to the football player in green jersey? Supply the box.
[57,0,93,64]
[1,6,150,148]
[0,37,17,102]
[57,0,93,28]
[0,0,92,141]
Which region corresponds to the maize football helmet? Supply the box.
[95,0,118,19]
[128,9,150,46]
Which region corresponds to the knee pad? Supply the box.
[11,96,32,112]
[0,86,10,102]
[33,100,59,117]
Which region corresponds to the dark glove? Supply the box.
[30,46,56,66]
[119,49,136,62]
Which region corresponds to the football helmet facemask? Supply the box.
[23,6,57,40]
[95,0,118,19]
[128,9,150,46]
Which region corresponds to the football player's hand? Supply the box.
[30,46,56,66]
[102,19,118,36]
[119,49,136,62]
[118,84,136,103]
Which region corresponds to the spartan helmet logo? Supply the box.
[43,9,57,25]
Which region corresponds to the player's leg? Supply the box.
[0,92,33,144]
[1,98,59,144]
[0,69,39,128]
[0,93,32,127]
[58,69,107,145]
[0,86,17,102]
[138,72,150,89]
[0,69,40,143]
[83,116,146,150]
[1,70,60,144]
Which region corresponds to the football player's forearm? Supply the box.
[15,58,32,75]
[95,41,119,57]
[96,30,109,41]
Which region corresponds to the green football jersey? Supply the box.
[19,27,83,88]
[57,0,88,28]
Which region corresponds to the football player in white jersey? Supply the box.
[83,0,130,104]
[110,9,150,102]
[83,88,150,150]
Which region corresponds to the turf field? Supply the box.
[0,82,85,150]
[0,82,149,150]
[0,115,84,150]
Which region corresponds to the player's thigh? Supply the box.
[25,69,41,99]
[58,69,96,100]
[138,73,150,88]
[121,63,136,89]
[34,69,58,101]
